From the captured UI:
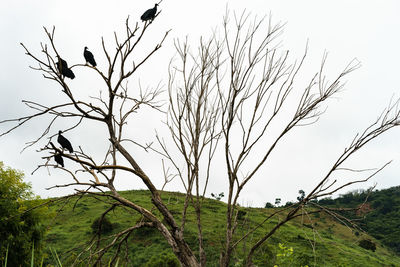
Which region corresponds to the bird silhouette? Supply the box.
[141,4,158,22]
[56,56,75,79]
[57,130,73,153]
[54,153,64,167]
[84,47,97,67]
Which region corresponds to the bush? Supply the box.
[91,216,113,234]
[237,210,247,221]
[134,223,158,238]
[359,239,376,252]
[145,250,180,267]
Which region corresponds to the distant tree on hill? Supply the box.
[2,8,400,267]
[297,190,305,202]
[211,192,225,201]
[264,202,274,208]
[284,201,294,207]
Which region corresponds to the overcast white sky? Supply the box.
[1,0,400,207]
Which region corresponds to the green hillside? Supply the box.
[319,186,400,254]
[41,190,400,266]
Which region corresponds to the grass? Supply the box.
[38,190,400,266]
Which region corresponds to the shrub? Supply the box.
[91,216,113,234]
[237,210,247,221]
[359,239,376,252]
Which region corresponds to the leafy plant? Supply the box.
[49,247,63,267]
[273,243,309,267]
[3,245,8,267]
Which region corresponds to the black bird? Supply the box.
[84,47,97,67]
[141,4,158,22]
[54,153,64,167]
[57,130,73,153]
[56,56,75,79]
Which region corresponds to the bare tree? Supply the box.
[2,16,198,266]
[1,8,400,267]
[162,10,400,267]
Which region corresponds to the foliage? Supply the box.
[0,162,47,266]
[359,239,376,252]
[265,202,274,208]
[49,247,63,267]
[273,243,309,267]
[284,202,294,207]
[297,190,305,202]
[237,210,247,221]
[274,243,294,266]
[91,215,113,234]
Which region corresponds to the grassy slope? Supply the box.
[319,186,400,254]
[42,190,400,266]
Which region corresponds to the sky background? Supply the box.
[1,0,400,207]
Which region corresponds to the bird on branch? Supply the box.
[57,130,73,153]
[54,153,64,167]
[56,56,75,79]
[141,4,158,22]
[83,47,97,67]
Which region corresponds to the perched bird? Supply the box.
[141,4,158,22]
[54,153,64,167]
[56,56,75,79]
[57,130,73,153]
[83,47,97,67]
